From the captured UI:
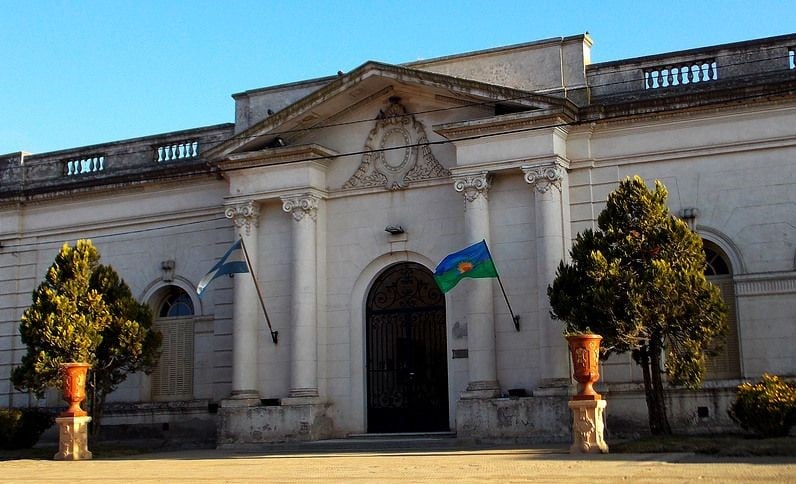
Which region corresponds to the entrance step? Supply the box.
[282,432,459,453]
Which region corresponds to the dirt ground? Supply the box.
[2,446,795,483]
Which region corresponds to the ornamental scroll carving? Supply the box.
[522,163,564,193]
[342,97,449,191]
[225,200,259,236]
[281,194,319,222]
[453,172,491,203]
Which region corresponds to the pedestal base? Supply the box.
[460,380,500,399]
[54,416,92,461]
[568,399,608,454]
[217,401,332,446]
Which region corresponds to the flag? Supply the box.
[196,239,249,298]
[433,240,498,293]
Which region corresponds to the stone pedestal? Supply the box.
[54,416,92,461]
[217,401,332,446]
[456,395,570,443]
[568,399,608,454]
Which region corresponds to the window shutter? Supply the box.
[151,317,194,400]
[705,276,741,379]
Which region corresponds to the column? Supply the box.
[453,172,500,398]
[522,162,571,386]
[282,194,320,400]
[225,200,260,401]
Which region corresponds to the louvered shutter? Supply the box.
[704,276,741,379]
[151,317,194,400]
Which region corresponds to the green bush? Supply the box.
[728,373,796,437]
[0,408,55,449]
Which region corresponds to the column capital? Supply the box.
[281,193,320,222]
[522,162,565,193]
[453,171,491,203]
[225,200,259,236]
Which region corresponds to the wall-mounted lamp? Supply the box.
[385,225,405,235]
[679,207,699,231]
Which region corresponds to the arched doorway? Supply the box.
[366,262,449,433]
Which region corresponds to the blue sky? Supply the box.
[2,0,795,155]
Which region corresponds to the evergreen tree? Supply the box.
[12,240,161,436]
[87,264,162,436]
[12,240,110,394]
[548,176,727,434]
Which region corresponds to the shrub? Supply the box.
[0,407,55,449]
[728,373,796,437]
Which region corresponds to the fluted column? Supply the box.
[453,172,499,398]
[282,194,320,400]
[225,200,260,400]
[522,162,571,385]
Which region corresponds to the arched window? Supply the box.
[159,287,195,317]
[703,241,741,380]
[151,286,195,401]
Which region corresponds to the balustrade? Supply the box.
[644,60,717,89]
[155,140,199,162]
[65,155,104,176]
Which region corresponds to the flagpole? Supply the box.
[238,235,279,344]
[483,240,520,332]
[495,273,520,331]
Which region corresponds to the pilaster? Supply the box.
[225,200,261,402]
[282,193,321,400]
[522,161,571,386]
[452,172,499,398]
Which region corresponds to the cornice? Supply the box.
[217,144,338,171]
[735,272,796,297]
[434,106,577,141]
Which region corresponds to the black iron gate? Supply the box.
[366,262,449,433]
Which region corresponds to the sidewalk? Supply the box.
[2,438,795,483]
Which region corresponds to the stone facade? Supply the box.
[2,33,795,444]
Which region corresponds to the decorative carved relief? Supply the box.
[343,97,449,190]
[453,172,491,203]
[225,200,259,236]
[282,194,319,222]
[522,163,564,193]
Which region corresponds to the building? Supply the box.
[2,33,795,444]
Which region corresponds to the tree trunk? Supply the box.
[637,340,672,435]
[87,379,106,440]
[648,338,672,435]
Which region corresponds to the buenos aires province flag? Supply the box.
[196,239,249,298]
[433,240,498,293]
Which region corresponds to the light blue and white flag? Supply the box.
[196,239,249,298]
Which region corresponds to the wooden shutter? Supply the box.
[704,276,741,380]
[151,317,194,400]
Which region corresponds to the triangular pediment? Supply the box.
[206,61,571,161]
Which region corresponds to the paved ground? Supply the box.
[2,438,795,483]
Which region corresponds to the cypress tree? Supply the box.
[548,176,727,434]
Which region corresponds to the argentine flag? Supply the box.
[196,239,249,298]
